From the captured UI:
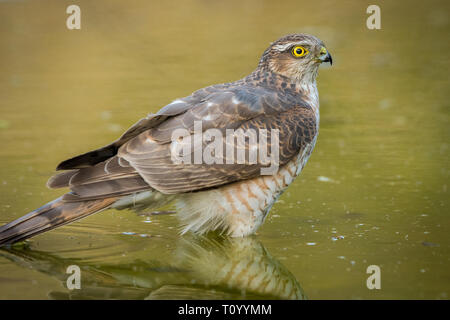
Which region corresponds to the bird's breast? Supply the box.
[214,137,318,236]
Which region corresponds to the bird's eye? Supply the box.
[291,46,308,58]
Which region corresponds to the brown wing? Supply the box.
[48,83,316,199]
[119,105,316,194]
[55,83,298,170]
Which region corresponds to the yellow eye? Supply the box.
[291,46,308,58]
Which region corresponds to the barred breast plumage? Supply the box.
[176,107,318,237]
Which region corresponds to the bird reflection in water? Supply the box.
[0,236,305,300]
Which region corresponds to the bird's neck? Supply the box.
[246,69,319,109]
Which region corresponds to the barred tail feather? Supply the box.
[0,196,117,246]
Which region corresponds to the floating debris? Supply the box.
[306,242,316,246]
[142,217,152,223]
[317,176,332,182]
[422,241,439,247]
[331,235,345,241]
[121,232,136,235]
[139,234,150,238]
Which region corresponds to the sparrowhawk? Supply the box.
[0,33,332,245]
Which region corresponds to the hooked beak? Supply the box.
[322,52,332,65]
[317,47,332,65]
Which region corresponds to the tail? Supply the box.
[0,196,117,246]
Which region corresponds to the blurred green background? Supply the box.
[0,0,448,299]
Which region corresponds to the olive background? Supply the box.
[0,0,448,299]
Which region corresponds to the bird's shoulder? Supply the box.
[158,73,309,118]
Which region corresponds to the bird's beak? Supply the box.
[322,52,332,65]
[317,47,332,65]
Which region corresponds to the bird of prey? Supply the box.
[0,33,332,245]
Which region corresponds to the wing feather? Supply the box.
[120,105,316,194]
[48,82,317,199]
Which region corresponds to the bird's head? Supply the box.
[258,33,332,83]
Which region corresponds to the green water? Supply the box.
[0,0,448,299]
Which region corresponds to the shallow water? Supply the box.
[0,0,449,299]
